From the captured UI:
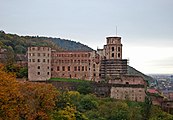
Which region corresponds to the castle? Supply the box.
[28,36,147,102]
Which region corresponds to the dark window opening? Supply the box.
[112,53,114,57]
[38,66,40,69]
[126,82,129,84]
[112,47,114,51]
[118,47,121,52]
[68,66,70,71]
[62,66,65,71]
[118,53,121,58]
[57,66,59,71]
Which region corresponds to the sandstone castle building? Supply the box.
[28,36,147,102]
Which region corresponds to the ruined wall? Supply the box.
[109,75,146,85]
[51,51,100,81]
[110,86,146,102]
[28,47,51,81]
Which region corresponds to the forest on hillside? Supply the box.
[0,30,93,55]
[0,64,173,120]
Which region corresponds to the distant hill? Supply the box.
[0,31,93,54]
[127,65,156,84]
[51,38,93,51]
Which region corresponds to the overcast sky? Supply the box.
[1,0,173,74]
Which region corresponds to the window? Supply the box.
[32,47,35,50]
[85,66,87,71]
[32,53,35,56]
[47,66,49,69]
[118,53,121,58]
[38,66,40,69]
[48,54,49,57]
[118,47,121,52]
[68,66,70,71]
[43,53,46,56]
[37,53,40,56]
[93,64,95,68]
[29,59,31,62]
[38,72,40,75]
[43,59,46,62]
[126,82,129,84]
[57,66,59,71]
[38,59,40,62]
[62,66,65,71]
[47,72,49,75]
[112,47,114,51]
[78,66,80,71]
[32,59,35,62]
[93,73,96,77]
[47,59,49,63]
[82,66,84,71]
[112,53,114,57]
[74,66,77,71]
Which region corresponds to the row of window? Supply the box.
[56,66,88,72]
[113,89,143,93]
[111,47,121,52]
[29,47,50,51]
[111,53,121,58]
[53,53,90,58]
[28,53,50,57]
[37,66,50,69]
[37,72,50,75]
[29,59,50,63]
[52,59,92,64]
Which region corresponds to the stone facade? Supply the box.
[28,47,51,81]
[27,35,147,102]
[51,51,100,81]
[28,36,127,81]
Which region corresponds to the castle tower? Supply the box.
[100,36,127,80]
[28,47,51,81]
[104,37,122,60]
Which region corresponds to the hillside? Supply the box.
[0,31,93,54]
[127,65,156,84]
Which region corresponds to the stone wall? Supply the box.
[28,47,51,81]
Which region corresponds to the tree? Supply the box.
[0,64,21,120]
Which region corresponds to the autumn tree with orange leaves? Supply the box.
[0,64,58,120]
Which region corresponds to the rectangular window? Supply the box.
[112,53,114,57]
[47,59,49,63]
[37,53,40,56]
[57,66,59,71]
[82,66,84,71]
[62,66,65,71]
[68,66,70,71]
[118,47,120,51]
[85,66,87,71]
[32,53,35,56]
[38,66,40,69]
[38,59,40,62]
[78,66,80,71]
[118,53,121,58]
[43,53,46,56]
[112,47,114,51]
[32,59,35,62]
[74,66,77,71]
[38,72,40,75]
[47,72,49,75]
[43,59,46,62]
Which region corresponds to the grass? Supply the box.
[49,78,90,83]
